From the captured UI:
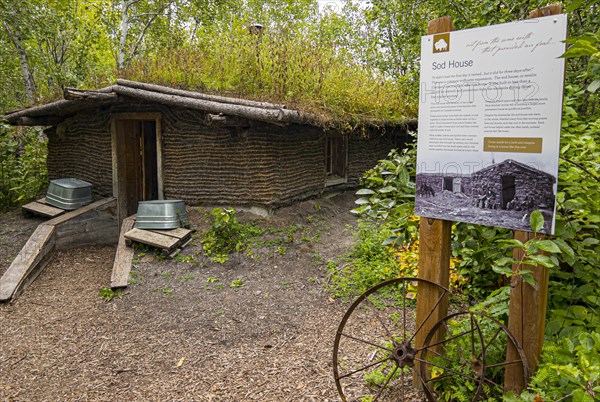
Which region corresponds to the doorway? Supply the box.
[443,177,453,191]
[112,115,162,221]
[501,175,515,209]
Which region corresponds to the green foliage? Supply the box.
[452,223,511,299]
[229,279,245,288]
[99,287,122,302]
[511,333,600,401]
[326,220,399,299]
[122,12,414,125]
[154,286,174,296]
[352,145,416,226]
[201,207,264,263]
[0,124,47,210]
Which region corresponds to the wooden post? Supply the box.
[505,4,563,393]
[414,16,455,385]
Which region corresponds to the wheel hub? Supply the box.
[392,342,417,368]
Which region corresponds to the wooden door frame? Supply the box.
[111,112,163,222]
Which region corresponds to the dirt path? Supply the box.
[0,192,360,401]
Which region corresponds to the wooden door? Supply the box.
[115,119,158,219]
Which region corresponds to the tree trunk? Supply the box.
[118,0,129,70]
[2,21,36,104]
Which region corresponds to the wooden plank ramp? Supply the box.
[0,198,118,303]
[110,215,137,289]
[22,198,64,219]
[0,224,56,302]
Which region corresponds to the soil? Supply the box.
[1,191,420,401]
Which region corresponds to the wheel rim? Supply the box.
[419,311,530,401]
[332,277,462,402]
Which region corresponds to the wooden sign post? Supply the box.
[414,16,455,384]
[505,4,563,393]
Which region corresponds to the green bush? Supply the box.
[201,207,264,263]
[0,123,47,210]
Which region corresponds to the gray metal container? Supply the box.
[45,178,93,210]
[134,200,189,229]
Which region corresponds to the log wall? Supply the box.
[347,129,402,186]
[46,101,406,208]
[46,110,113,197]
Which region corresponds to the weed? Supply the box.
[162,273,173,279]
[179,274,195,282]
[230,279,245,288]
[99,287,122,302]
[174,253,196,263]
[202,208,264,263]
[308,277,317,283]
[134,243,150,252]
[275,245,287,255]
[129,270,143,285]
[206,276,219,283]
[154,287,174,296]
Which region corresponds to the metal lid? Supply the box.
[50,178,93,189]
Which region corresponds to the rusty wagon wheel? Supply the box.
[419,311,530,401]
[333,277,464,401]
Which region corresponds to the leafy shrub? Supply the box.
[201,207,264,263]
[0,123,47,210]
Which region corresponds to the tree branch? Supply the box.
[560,156,600,182]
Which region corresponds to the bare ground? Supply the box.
[0,192,368,401]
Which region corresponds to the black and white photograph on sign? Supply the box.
[415,159,556,233]
[415,14,568,234]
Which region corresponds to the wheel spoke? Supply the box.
[470,314,476,357]
[407,289,447,344]
[337,356,394,380]
[415,357,482,384]
[402,280,407,340]
[364,296,396,346]
[416,327,477,352]
[419,345,461,365]
[482,375,503,390]
[477,327,503,361]
[339,332,393,351]
[422,372,460,384]
[373,365,399,402]
[486,359,523,369]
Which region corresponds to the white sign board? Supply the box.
[415,15,568,234]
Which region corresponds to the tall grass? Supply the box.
[122,18,416,126]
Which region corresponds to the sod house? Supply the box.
[3,80,412,220]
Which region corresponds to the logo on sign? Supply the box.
[433,33,450,53]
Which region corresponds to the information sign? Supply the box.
[415,15,568,234]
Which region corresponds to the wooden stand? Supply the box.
[22,198,64,219]
[414,16,455,386]
[124,227,194,256]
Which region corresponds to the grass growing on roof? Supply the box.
[121,17,415,127]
